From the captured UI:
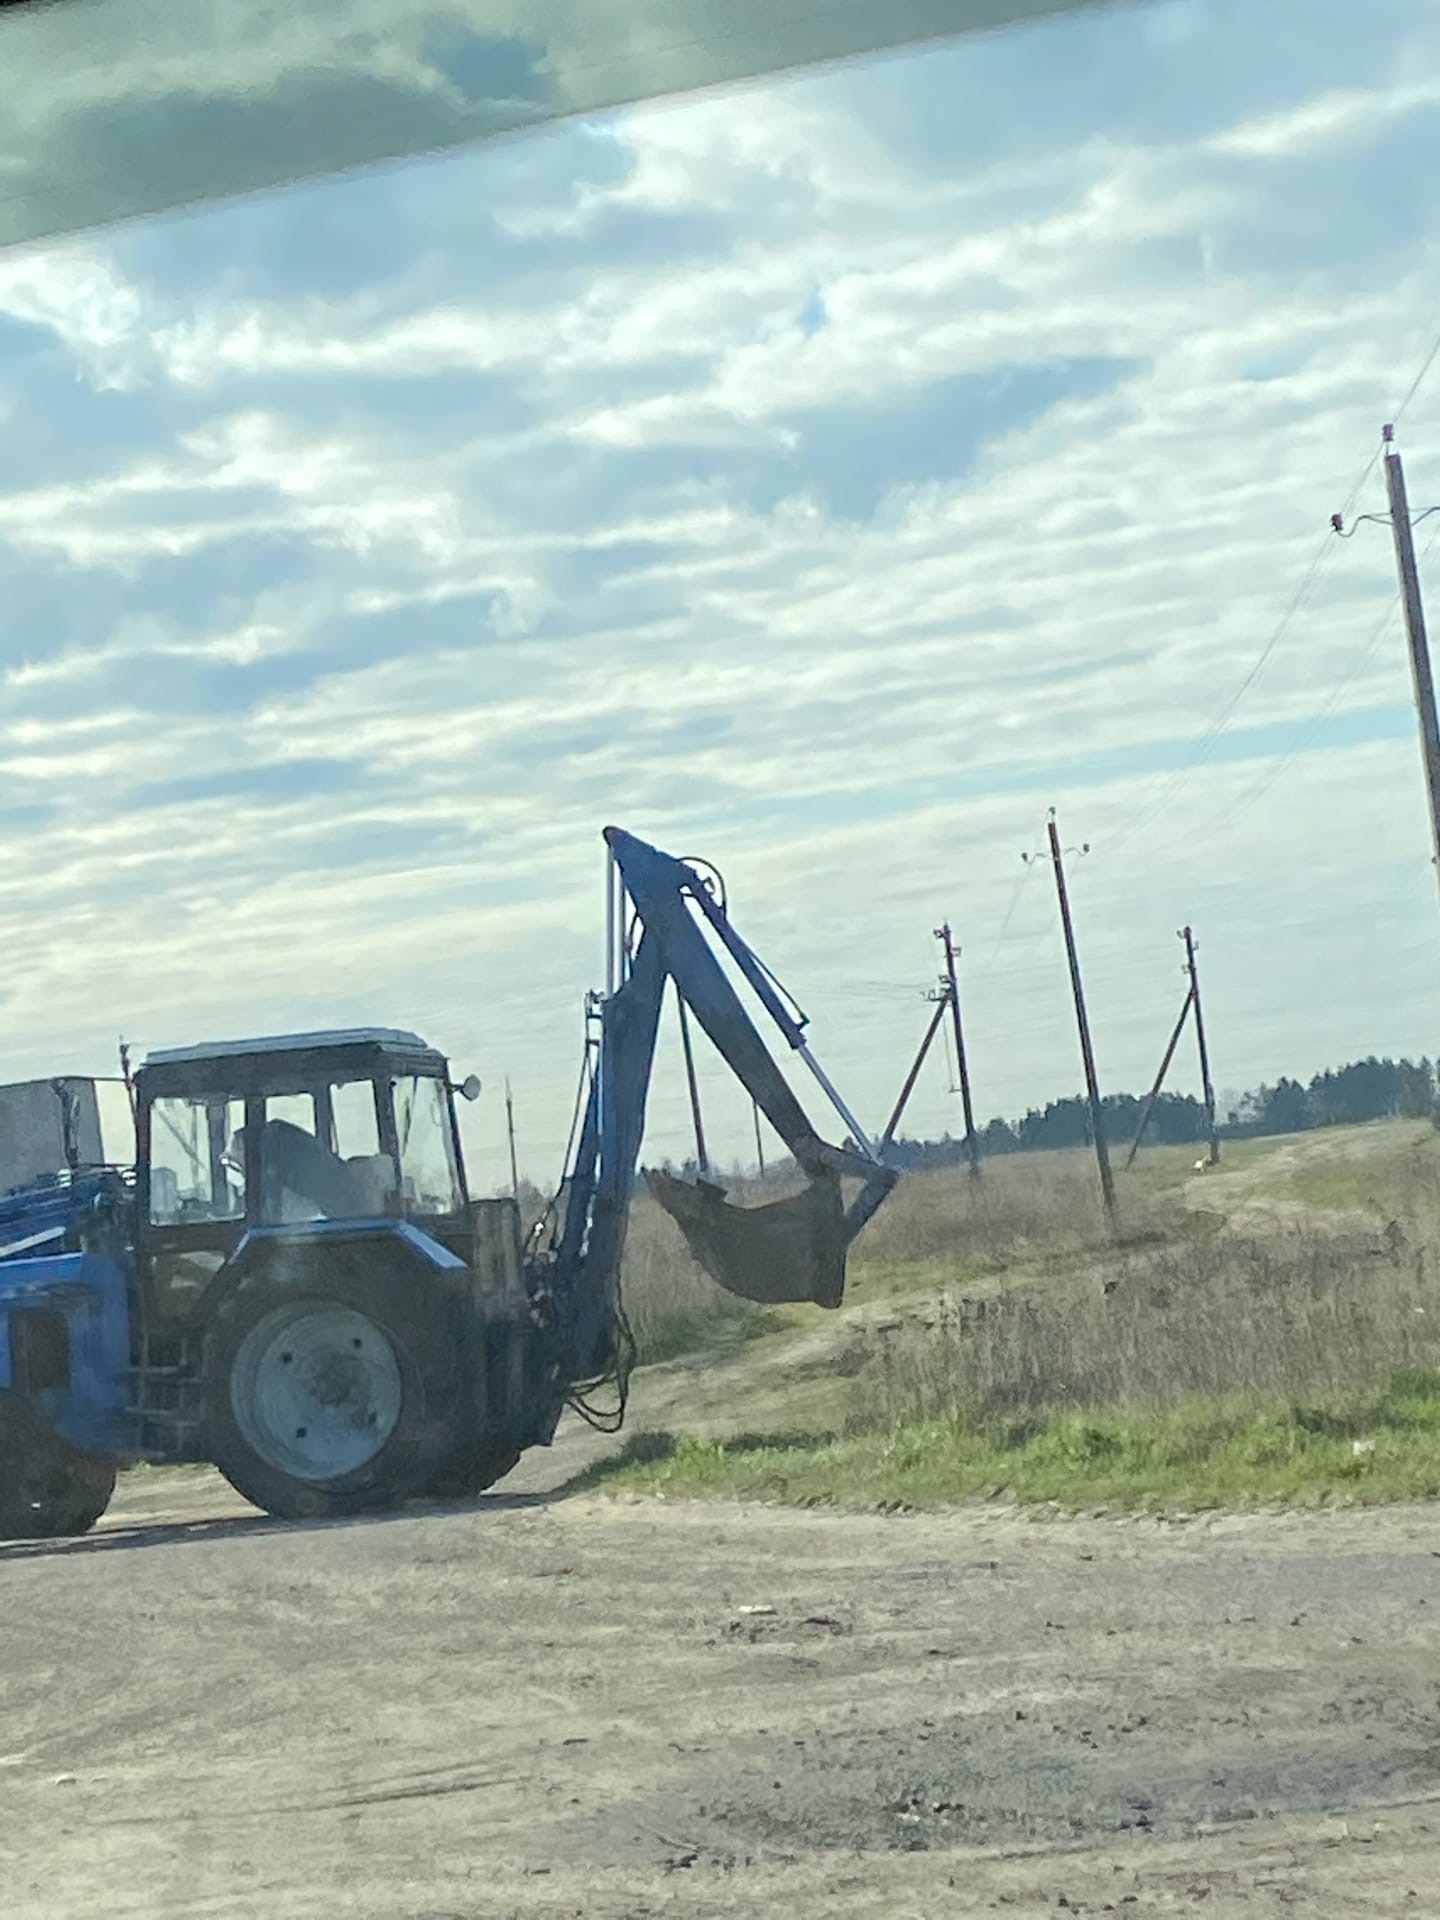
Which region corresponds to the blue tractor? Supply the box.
[0,830,895,1537]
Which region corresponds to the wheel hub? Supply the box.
[229,1301,404,1483]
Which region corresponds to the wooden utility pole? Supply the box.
[935,923,981,1178]
[1181,926,1220,1165]
[1383,426,1440,901]
[674,997,710,1175]
[504,1077,521,1199]
[1028,809,1116,1227]
[118,1037,136,1128]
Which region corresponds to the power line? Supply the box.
[974,834,1050,978]
[1393,326,1440,429]
[1216,516,1440,831]
[1210,598,1401,829]
[1107,332,1440,855]
[1107,526,1350,852]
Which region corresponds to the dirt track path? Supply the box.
[1182,1124,1428,1240]
[3,1453,1439,1919]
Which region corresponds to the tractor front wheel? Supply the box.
[0,1398,117,1540]
[204,1265,465,1521]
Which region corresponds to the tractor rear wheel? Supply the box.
[0,1398,117,1540]
[427,1439,521,1502]
[204,1264,465,1521]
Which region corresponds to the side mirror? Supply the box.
[457,1074,482,1103]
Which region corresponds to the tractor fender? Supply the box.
[197,1220,481,1425]
[197,1218,471,1327]
[200,1222,559,1464]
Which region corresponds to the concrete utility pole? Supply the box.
[1028,810,1116,1228]
[935,923,981,1179]
[1382,427,1440,904]
[1181,925,1220,1166]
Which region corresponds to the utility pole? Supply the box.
[1382,426,1440,901]
[118,1037,136,1128]
[1027,809,1116,1227]
[1124,983,1194,1170]
[935,923,981,1178]
[752,1101,766,1179]
[675,996,710,1176]
[504,1076,521,1200]
[1181,926,1220,1166]
[880,982,951,1151]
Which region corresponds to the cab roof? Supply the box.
[144,1028,430,1066]
[136,1029,448,1101]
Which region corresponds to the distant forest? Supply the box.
[880,1055,1438,1171]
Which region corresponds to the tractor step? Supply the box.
[128,1332,206,1462]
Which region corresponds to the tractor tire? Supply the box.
[0,1398,117,1541]
[427,1439,522,1502]
[203,1262,467,1522]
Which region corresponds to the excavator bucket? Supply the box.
[647,1167,850,1310]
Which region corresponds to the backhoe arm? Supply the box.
[537,828,896,1385]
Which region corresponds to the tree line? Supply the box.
[880,1054,1438,1171]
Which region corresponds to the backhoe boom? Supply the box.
[537,829,895,1383]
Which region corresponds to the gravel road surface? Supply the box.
[2,1452,1438,1918]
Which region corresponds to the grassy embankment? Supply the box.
[605,1126,1440,1511]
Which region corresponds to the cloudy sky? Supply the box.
[3,0,1440,1186]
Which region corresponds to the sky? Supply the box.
[3,0,1440,1189]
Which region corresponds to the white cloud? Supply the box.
[2,0,1440,1186]
[1211,77,1440,159]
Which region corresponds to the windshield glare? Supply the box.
[394,1075,462,1215]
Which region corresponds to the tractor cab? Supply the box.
[134,1028,474,1323]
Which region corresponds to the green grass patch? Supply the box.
[1204,1135,1295,1173]
[1271,1125,1440,1215]
[846,1253,1011,1298]
[1287,1165,1388,1212]
[572,1369,1440,1513]
[1120,1135,1274,1190]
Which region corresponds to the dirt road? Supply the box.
[2,1444,1438,1920]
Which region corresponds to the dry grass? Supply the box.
[1285,1125,1440,1222]
[854,1132,1440,1422]
[617,1130,1440,1418]
[584,1130,1440,1511]
[850,1149,1114,1281]
[856,1229,1440,1426]
[613,1151,1113,1363]
[618,1193,778,1364]
[619,1147,1174,1364]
